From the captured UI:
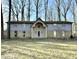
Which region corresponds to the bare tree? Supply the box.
[1,4,4,39]
[34,0,42,20]
[47,7,53,21]
[55,0,61,21]
[71,1,76,23]
[70,0,77,35]
[35,0,39,19]
[8,0,11,39]
[44,0,48,21]
[27,0,30,21]
[11,6,15,21]
[75,0,77,5]
[11,0,21,21]
[61,0,72,21]
[20,0,26,21]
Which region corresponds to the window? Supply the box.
[62,31,65,37]
[15,31,17,33]
[38,31,40,37]
[54,31,56,37]
[23,31,25,37]
[23,35,25,37]
[14,31,17,37]
[23,31,25,33]
[53,24,56,26]
[38,25,40,28]
[15,34,17,37]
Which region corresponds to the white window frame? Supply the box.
[62,31,65,37]
[54,31,56,37]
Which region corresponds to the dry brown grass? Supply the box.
[1,39,77,59]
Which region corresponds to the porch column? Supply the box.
[45,27,47,38]
[31,28,33,38]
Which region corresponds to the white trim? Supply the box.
[62,31,65,37]
[31,27,47,38]
[32,20,47,28]
[31,19,47,38]
[31,28,33,38]
[46,27,47,38]
[54,31,56,37]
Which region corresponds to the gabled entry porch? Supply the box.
[31,18,47,38]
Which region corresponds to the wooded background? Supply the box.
[1,0,77,39]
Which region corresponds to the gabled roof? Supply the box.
[36,18,44,22]
[32,18,47,27]
[6,18,73,24]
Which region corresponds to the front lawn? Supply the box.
[1,39,77,59]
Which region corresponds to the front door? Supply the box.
[32,28,47,38]
[31,20,47,38]
[38,31,40,37]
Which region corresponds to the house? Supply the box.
[6,18,72,39]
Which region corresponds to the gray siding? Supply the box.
[10,23,72,38]
[47,24,72,31]
[10,24,31,32]
[10,24,32,38]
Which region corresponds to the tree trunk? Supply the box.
[75,0,77,5]
[21,7,24,21]
[58,7,61,21]
[1,4,4,39]
[27,0,30,21]
[36,0,39,20]
[64,14,67,22]
[16,13,18,21]
[8,0,11,39]
[58,0,61,21]
[11,8,15,21]
[45,0,48,21]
